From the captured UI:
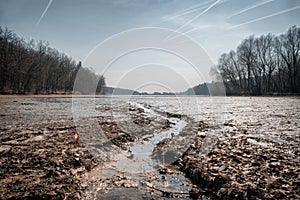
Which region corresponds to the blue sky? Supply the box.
[1,0,300,92]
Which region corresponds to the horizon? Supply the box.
[1,0,300,92]
[104,81,209,94]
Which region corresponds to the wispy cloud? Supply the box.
[162,0,212,21]
[36,0,53,27]
[229,5,300,29]
[165,0,222,41]
[227,0,273,19]
[175,0,221,33]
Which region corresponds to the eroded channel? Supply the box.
[83,102,195,199]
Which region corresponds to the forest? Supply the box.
[217,25,300,95]
[0,26,105,94]
[1,25,299,96]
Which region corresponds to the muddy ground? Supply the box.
[0,119,97,199]
[0,96,189,199]
[0,96,299,199]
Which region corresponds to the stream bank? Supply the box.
[82,102,198,199]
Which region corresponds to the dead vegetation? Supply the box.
[0,122,98,200]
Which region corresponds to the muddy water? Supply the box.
[129,119,186,172]
[127,103,186,171]
[82,102,194,199]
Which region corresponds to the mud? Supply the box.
[0,96,299,199]
[168,97,299,199]
[0,119,97,199]
[176,122,300,199]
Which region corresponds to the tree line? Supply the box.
[0,26,105,94]
[217,25,300,95]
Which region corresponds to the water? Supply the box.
[83,101,193,199]
[129,118,186,172]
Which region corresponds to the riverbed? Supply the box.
[0,96,299,199]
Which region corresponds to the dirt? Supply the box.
[175,122,300,199]
[152,97,300,199]
[0,97,187,199]
[0,120,97,200]
[0,96,299,200]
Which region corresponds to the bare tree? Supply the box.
[276,26,300,93]
[217,26,300,95]
[0,26,106,94]
[237,35,256,94]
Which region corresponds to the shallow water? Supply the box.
[82,102,193,199]
[129,118,186,172]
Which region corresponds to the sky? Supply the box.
[1,0,300,92]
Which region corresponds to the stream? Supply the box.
[84,102,195,199]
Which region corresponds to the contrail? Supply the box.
[164,5,209,21]
[36,0,53,27]
[229,5,300,29]
[227,0,273,19]
[166,0,222,41]
[173,0,212,14]
[163,0,212,21]
[174,0,221,33]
